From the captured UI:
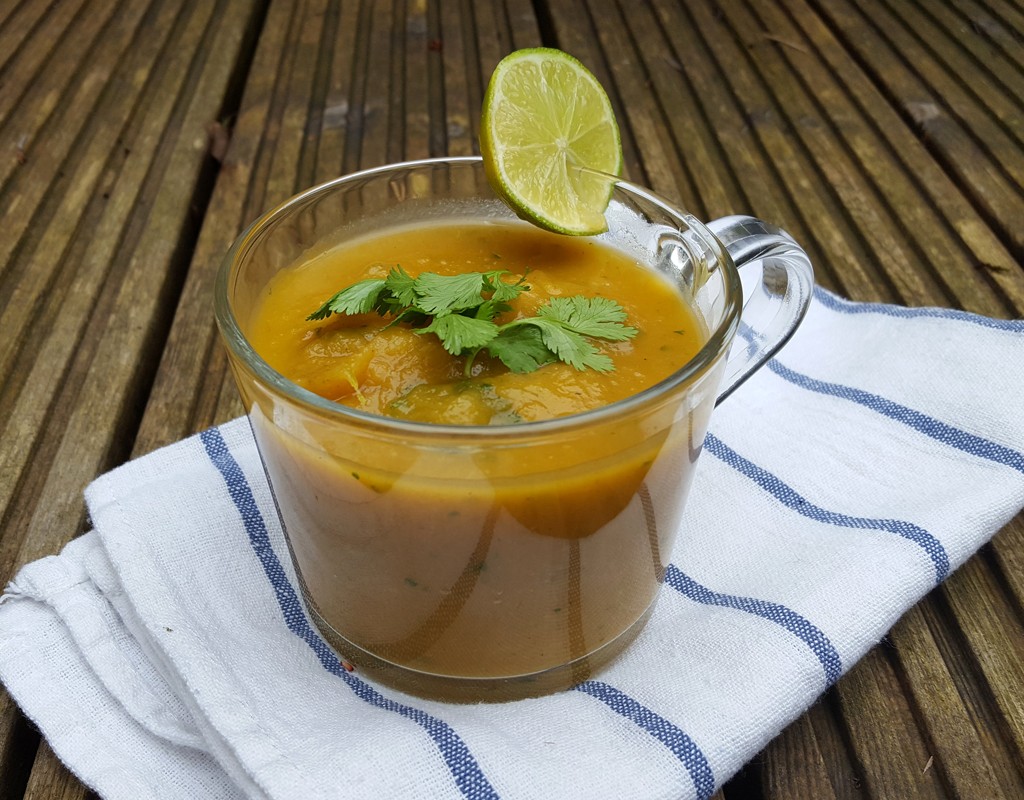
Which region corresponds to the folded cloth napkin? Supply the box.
[2,287,1024,800]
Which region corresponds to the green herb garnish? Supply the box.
[307,267,637,375]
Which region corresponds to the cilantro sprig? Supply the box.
[307,267,637,375]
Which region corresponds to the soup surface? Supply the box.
[247,220,706,424]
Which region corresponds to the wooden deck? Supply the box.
[1,0,1023,797]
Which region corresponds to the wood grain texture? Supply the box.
[894,598,1024,798]
[1,1,1022,798]
[131,0,287,455]
[806,0,1024,259]
[762,708,842,800]
[0,0,265,794]
[0,688,34,800]
[938,557,1024,765]
[989,517,1024,633]
[21,742,89,800]
[834,646,948,799]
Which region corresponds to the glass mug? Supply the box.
[215,157,813,701]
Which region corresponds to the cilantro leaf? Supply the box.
[418,315,499,354]
[473,299,513,321]
[413,272,490,315]
[307,268,636,377]
[307,278,387,320]
[512,317,613,372]
[384,266,419,306]
[486,325,557,373]
[500,296,633,371]
[485,270,529,302]
[537,296,638,341]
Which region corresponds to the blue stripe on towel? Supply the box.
[664,565,842,685]
[704,434,950,583]
[767,359,1024,475]
[200,428,499,800]
[813,287,1024,332]
[574,681,716,800]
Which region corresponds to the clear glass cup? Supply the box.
[215,157,813,701]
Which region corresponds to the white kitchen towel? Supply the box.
[2,286,1023,800]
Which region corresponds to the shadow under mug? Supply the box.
[215,157,814,702]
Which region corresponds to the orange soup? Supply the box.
[238,219,716,696]
[248,221,706,423]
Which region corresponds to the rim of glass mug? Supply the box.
[215,156,812,434]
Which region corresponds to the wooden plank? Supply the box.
[0,0,148,278]
[358,0,394,169]
[777,0,1024,315]
[989,518,1024,633]
[339,0,375,174]
[239,1,304,218]
[767,694,872,800]
[0,0,35,43]
[589,0,700,205]
[921,0,1024,98]
[2,1,264,796]
[425,0,447,158]
[643,0,827,271]
[132,0,306,455]
[295,0,338,186]
[634,0,799,224]
[467,0,541,121]
[880,0,1024,156]
[503,0,541,51]
[807,695,871,800]
[749,0,1022,316]
[0,689,34,800]
[313,0,361,182]
[762,708,843,800]
[402,0,432,161]
[806,0,1024,258]
[835,647,948,798]
[939,557,1024,766]
[438,0,476,157]
[720,0,953,306]
[261,0,320,204]
[888,602,1017,798]
[0,0,89,127]
[952,0,1024,71]
[470,0,511,85]
[21,741,89,800]
[386,0,406,163]
[284,0,331,192]
[609,0,743,218]
[0,0,187,588]
[651,0,866,297]
[0,4,186,524]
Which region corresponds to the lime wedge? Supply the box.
[480,48,623,236]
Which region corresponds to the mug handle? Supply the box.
[706,215,815,404]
